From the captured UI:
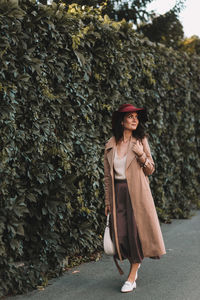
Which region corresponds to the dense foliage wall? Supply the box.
[0,0,199,296]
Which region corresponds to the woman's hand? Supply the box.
[105,205,111,216]
[132,140,144,157]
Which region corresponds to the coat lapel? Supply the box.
[105,136,137,171]
[107,149,114,171]
[105,137,116,172]
[126,137,137,170]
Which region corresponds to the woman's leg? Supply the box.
[127,261,140,283]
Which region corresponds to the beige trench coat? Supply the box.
[104,135,166,261]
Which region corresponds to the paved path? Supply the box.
[7,210,200,300]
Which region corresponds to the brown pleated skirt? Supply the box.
[111,179,144,264]
[111,179,160,263]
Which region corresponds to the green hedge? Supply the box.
[0,0,199,296]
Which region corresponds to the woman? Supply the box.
[104,103,166,293]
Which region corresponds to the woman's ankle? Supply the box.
[127,263,140,282]
[127,272,137,282]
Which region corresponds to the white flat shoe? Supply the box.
[121,281,136,293]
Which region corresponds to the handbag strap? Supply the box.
[106,213,110,227]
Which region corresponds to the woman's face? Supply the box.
[122,112,139,131]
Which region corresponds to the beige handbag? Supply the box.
[103,213,115,255]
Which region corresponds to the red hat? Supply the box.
[112,103,147,129]
[117,103,144,113]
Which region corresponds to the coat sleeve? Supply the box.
[136,136,155,176]
[104,148,112,206]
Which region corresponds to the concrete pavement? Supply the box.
[7,210,200,300]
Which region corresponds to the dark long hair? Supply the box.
[112,111,147,143]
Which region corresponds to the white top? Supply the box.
[113,150,127,179]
